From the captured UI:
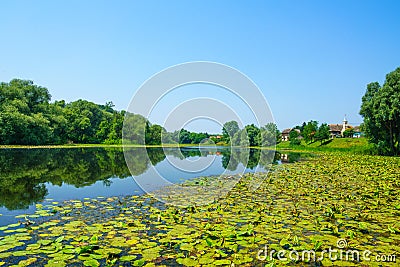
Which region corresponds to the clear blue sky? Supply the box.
[1,0,400,132]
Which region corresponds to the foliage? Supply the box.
[222,121,240,143]
[258,122,281,146]
[0,79,128,145]
[343,128,355,138]
[231,129,249,147]
[244,124,260,147]
[145,123,166,145]
[175,129,210,144]
[314,123,330,144]
[360,67,400,155]
[289,130,301,146]
[302,120,318,144]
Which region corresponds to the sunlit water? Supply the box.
[0,147,303,225]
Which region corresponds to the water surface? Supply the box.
[0,147,304,225]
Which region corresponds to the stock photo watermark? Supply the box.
[257,239,397,264]
[122,61,275,206]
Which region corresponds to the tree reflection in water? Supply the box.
[0,147,298,210]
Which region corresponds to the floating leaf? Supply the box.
[83,259,100,267]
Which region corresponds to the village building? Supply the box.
[281,128,301,142]
[352,126,362,138]
[282,116,362,141]
[281,128,292,141]
[329,116,362,138]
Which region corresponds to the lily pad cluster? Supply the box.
[0,152,399,266]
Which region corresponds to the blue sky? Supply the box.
[1,1,400,133]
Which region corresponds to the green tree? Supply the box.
[0,79,54,144]
[360,67,400,155]
[302,120,318,144]
[122,112,147,145]
[222,121,240,143]
[145,123,166,145]
[315,123,330,144]
[343,128,355,138]
[244,124,260,147]
[289,130,301,146]
[259,123,281,146]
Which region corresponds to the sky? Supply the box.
[1,0,400,133]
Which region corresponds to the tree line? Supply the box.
[0,79,284,146]
[0,79,172,145]
[0,79,126,145]
[289,121,331,146]
[220,120,281,147]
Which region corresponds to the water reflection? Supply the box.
[0,147,300,211]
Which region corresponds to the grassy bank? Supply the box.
[275,137,375,154]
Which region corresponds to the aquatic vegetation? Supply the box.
[0,152,399,266]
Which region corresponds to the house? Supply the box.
[281,128,301,141]
[329,124,343,138]
[352,126,363,138]
[281,128,292,141]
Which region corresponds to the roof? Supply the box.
[329,124,342,132]
[282,128,292,134]
[353,126,361,132]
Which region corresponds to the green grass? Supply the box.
[276,137,375,154]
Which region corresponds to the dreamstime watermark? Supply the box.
[122,62,276,206]
[257,239,397,263]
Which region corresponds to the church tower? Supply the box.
[341,115,348,136]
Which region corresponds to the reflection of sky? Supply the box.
[134,155,232,192]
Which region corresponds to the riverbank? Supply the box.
[275,137,376,154]
[0,138,372,154]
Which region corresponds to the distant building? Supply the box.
[281,128,292,141]
[329,124,343,137]
[281,128,301,142]
[329,116,362,138]
[352,126,363,138]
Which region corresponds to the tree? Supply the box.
[222,121,240,143]
[179,129,191,144]
[289,130,301,146]
[259,123,281,146]
[315,123,330,144]
[145,123,166,145]
[343,128,355,138]
[122,112,148,145]
[360,67,400,155]
[0,79,54,144]
[302,120,318,144]
[244,124,261,147]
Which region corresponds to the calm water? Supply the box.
[0,147,302,225]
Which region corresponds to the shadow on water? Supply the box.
[0,147,309,213]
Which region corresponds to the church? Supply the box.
[329,116,361,138]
